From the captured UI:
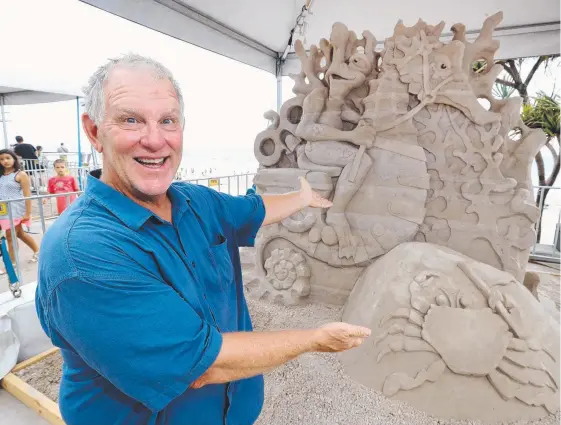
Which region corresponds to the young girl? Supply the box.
[0,149,40,271]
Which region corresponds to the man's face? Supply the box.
[88,66,183,200]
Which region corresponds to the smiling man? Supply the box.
[35,54,370,425]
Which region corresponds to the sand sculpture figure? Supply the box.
[249,12,559,421]
[340,242,560,422]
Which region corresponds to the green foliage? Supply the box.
[521,92,560,141]
[492,75,515,99]
[472,59,487,74]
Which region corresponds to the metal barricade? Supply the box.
[0,191,82,297]
[0,173,256,297]
[184,173,256,195]
[530,185,561,263]
[18,158,91,192]
[19,158,48,193]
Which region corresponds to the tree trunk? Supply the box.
[534,151,547,242]
[518,85,530,105]
[534,138,560,243]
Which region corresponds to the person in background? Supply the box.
[36,146,49,168]
[57,142,69,161]
[13,135,39,192]
[0,149,40,273]
[13,135,38,162]
[36,145,49,192]
[47,159,80,215]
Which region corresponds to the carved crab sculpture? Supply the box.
[374,262,559,414]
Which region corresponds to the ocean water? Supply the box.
[178,149,259,180]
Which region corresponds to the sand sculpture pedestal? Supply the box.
[248,10,560,423]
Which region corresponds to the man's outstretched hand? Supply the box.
[298,176,333,209]
[312,322,371,352]
[190,321,371,388]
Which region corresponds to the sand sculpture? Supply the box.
[248,11,559,422]
[341,242,559,422]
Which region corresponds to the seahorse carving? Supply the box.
[413,12,546,281]
[250,13,546,305]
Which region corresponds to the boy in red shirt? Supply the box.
[47,159,80,215]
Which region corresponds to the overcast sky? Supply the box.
[0,0,277,158]
[0,0,558,183]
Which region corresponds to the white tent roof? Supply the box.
[0,86,78,106]
[81,0,560,76]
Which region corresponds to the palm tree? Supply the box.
[495,56,559,105]
[488,56,560,243]
[521,92,561,242]
[492,74,515,99]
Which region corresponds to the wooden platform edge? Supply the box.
[1,372,65,425]
[12,347,60,373]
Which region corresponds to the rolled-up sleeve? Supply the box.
[46,272,222,412]
[213,192,266,247]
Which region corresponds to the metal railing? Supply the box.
[19,158,92,192]
[0,191,82,297]
[530,186,561,263]
[1,175,558,298]
[0,172,256,297]
[183,173,256,195]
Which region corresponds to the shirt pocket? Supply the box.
[206,234,236,331]
[207,234,234,293]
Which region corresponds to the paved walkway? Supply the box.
[0,389,50,425]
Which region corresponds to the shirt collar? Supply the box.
[86,170,190,230]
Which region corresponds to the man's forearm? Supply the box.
[191,329,315,388]
[261,191,306,226]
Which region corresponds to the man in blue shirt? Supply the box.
[35,53,370,425]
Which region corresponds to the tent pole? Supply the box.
[76,97,83,189]
[0,95,9,149]
[276,75,283,113]
[276,56,283,113]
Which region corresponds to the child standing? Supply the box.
[0,149,40,269]
[47,159,80,215]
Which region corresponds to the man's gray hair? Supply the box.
[82,53,185,125]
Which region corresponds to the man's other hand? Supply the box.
[298,177,333,209]
[312,322,371,352]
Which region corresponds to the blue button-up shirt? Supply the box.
[35,172,266,425]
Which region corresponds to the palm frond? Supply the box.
[521,92,560,140]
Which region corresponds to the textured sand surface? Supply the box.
[240,248,560,425]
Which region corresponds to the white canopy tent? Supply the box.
[0,84,87,177]
[80,0,560,106]
[0,0,558,166]
[0,85,81,149]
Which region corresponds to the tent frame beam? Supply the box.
[154,0,276,59]
[80,1,559,76]
[80,0,278,74]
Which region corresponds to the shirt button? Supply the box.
[191,261,196,268]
